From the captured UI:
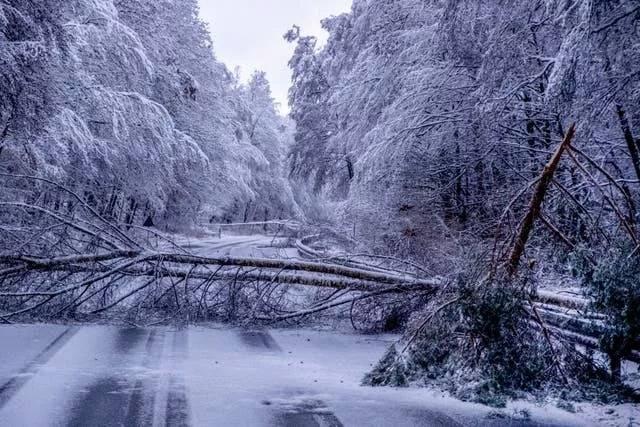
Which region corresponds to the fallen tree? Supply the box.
[0,174,441,324]
[363,124,640,405]
[0,249,440,321]
[1,164,638,405]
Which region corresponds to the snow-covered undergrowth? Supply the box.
[363,277,639,409]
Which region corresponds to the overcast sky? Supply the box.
[198,0,352,114]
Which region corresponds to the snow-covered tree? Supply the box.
[1,0,297,231]
[287,0,640,270]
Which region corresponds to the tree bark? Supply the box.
[617,104,640,183]
[507,123,576,276]
[610,354,622,383]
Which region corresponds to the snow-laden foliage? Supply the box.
[285,0,640,403]
[230,71,301,222]
[364,280,636,407]
[0,0,298,229]
[287,0,640,273]
[578,245,640,377]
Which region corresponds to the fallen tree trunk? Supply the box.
[9,262,438,294]
[507,123,576,275]
[617,104,640,184]
[0,247,441,321]
[0,251,442,289]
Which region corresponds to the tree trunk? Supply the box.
[454,137,467,223]
[125,198,138,226]
[617,104,640,183]
[609,354,622,383]
[507,123,576,276]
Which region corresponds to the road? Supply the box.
[169,232,298,259]
[0,323,591,427]
[0,234,600,426]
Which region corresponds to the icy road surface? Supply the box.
[0,324,594,427]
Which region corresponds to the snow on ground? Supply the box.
[1,235,637,426]
[0,323,625,426]
[164,230,300,260]
[185,325,594,426]
[0,324,69,385]
[0,325,144,426]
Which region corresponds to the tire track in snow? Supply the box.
[125,330,166,424]
[164,329,190,427]
[180,237,265,254]
[0,326,79,408]
[65,328,165,427]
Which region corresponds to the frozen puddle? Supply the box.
[0,324,591,426]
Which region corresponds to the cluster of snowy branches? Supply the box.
[0,0,298,231]
[0,175,437,324]
[287,0,640,272]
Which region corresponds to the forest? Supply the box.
[1,0,640,423]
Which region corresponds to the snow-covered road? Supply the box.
[168,231,300,260]
[0,233,624,426]
[0,324,592,427]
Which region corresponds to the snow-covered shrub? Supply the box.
[577,246,640,379]
[364,270,636,406]
[363,345,410,387]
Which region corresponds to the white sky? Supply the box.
[198,0,353,115]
